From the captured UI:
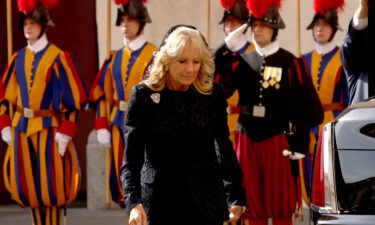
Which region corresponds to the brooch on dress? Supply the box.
[151,93,160,103]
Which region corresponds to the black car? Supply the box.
[310,99,375,225]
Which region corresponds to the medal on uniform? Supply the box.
[253,105,266,117]
[274,67,282,81]
[262,66,282,89]
[263,67,271,81]
[262,81,270,89]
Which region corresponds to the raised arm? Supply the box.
[341,0,369,77]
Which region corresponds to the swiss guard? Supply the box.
[214,0,255,144]
[219,0,323,224]
[0,0,88,224]
[301,0,348,204]
[89,0,157,208]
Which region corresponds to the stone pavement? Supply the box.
[0,202,127,225]
[0,202,309,225]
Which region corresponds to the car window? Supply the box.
[335,108,375,150]
[335,150,375,214]
[360,123,375,138]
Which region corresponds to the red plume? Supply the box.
[17,0,37,13]
[220,0,237,10]
[114,0,130,5]
[38,0,59,10]
[245,0,283,18]
[114,0,148,6]
[313,0,345,15]
[18,0,59,13]
[115,0,129,5]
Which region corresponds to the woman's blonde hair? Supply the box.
[144,26,214,94]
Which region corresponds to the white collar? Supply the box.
[254,40,280,57]
[27,33,48,53]
[123,34,146,51]
[314,40,336,55]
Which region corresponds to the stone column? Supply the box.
[86,130,107,210]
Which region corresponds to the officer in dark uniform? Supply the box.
[220,4,323,225]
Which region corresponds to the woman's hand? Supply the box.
[226,205,244,224]
[128,204,147,225]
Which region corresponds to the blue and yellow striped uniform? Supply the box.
[90,42,156,208]
[301,46,348,204]
[0,43,88,225]
[303,46,348,131]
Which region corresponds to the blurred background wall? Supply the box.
[96,0,359,64]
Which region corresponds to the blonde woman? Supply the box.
[120,25,245,225]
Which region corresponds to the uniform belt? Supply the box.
[240,106,257,116]
[239,105,280,119]
[113,100,128,112]
[16,107,59,119]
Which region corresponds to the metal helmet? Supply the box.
[18,1,55,29]
[115,0,151,26]
[219,1,249,24]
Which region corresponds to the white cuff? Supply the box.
[1,126,12,146]
[289,152,305,160]
[96,128,111,147]
[55,132,72,156]
[224,24,249,52]
[352,10,368,30]
[282,150,305,160]
[225,33,248,52]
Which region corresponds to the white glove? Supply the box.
[1,126,12,146]
[55,132,71,156]
[282,149,305,160]
[224,23,249,52]
[96,129,111,147]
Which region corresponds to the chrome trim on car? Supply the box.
[311,123,339,214]
[311,203,332,214]
[324,123,338,213]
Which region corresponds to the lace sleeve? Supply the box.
[213,85,246,207]
[120,85,146,213]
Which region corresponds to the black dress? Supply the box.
[120,83,246,225]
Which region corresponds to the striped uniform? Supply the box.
[0,43,88,225]
[303,46,348,132]
[90,42,156,208]
[301,46,348,202]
